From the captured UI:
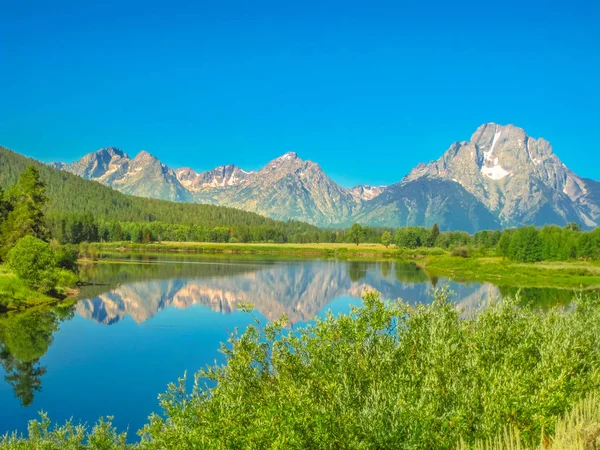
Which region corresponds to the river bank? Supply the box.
[90,241,600,290]
[0,265,78,311]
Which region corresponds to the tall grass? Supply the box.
[459,393,600,449]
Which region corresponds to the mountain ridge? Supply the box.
[48,123,600,230]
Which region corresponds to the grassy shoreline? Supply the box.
[422,255,600,289]
[0,265,77,312]
[91,241,600,290]
[93,241,445,259]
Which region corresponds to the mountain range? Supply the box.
[51,123,600,231]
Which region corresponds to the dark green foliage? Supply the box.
[508,226,544,262]
[0,186,11,224]
[451,246,470,258]
[0,166,49,258]
[52,244,79,272]
[496,229,514,257]
[427,223,440,247]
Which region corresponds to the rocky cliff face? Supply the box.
[403,123,598,227]
[52,147,192,202]
[52,123,599,230]
[202,152,366,225]
[175,164,254,191]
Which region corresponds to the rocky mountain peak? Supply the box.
[100,147,126,158]
[279,151,299,160]
[264,152,302,169]
[133,150,159,163]
[175,163,253,191]
[402,122,596,227]
[348,185,386,201]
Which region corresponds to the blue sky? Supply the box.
[1,0,599,187]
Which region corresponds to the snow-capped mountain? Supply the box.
[402,123,599,228]
[51,123,600,230]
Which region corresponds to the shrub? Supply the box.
[451,246,470,257]
[139,290,600,449]
[55,269,79,290]
[53,246,78,272]
[0,413,128,450]
[7,237,58,293]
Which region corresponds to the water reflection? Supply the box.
[76,259,501,325]
[0,303,75,406]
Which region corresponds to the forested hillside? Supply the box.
[0,147,322,241]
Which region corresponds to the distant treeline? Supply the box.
[390,223,600,262]
[45,211,600,262]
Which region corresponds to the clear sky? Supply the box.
[1,0,599,187]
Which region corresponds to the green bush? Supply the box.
[139,290,600,449]
[451,246,470,257]
[53,245,78,272]
[7,236,58,293]
[0,413,128,450]
[55,268,78,290]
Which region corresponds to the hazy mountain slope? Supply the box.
[52,147,192,202]
[575,178,600,225]
[351,177,500,232]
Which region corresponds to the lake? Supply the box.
[0,255,586,438]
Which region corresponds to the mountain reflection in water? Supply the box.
[76,258,500,325]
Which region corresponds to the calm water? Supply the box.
[0,255,587,437]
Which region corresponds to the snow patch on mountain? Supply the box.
[481,164,511,180]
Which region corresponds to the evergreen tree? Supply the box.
[0,166,49,257]
[0,186,11,224]
[427,223,440,247]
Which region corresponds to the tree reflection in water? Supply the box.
[0,303,74,406]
